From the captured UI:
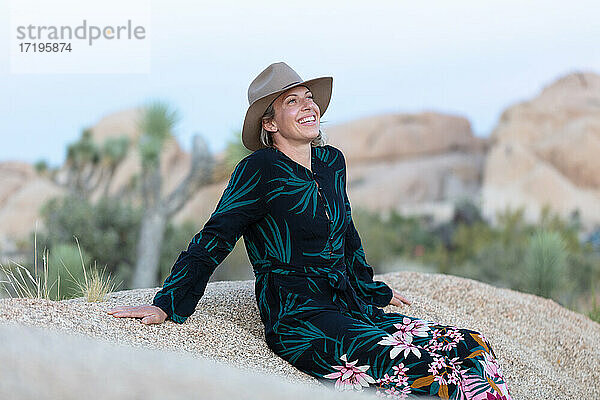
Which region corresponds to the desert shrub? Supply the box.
[343,200,598,319]
[588,285,600,323]
[458,241,525,289]
[427,203,599,314]
[586,227,600,251]
[519,230,568,300]
[452,197,484,226]
[351,207,398,269]
[344,207,444,275]
[36,194,142,284]
[34,159,49,174]
[440,220,497,273]
[386,211,439,259]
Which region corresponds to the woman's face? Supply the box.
[264,85,321,146]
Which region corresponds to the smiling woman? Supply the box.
[109,62,513,399]
[261,85,322,160]
[259,88,326,150]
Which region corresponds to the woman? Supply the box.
[109,62,512,399]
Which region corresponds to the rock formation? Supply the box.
[325,112,488,220]
[482,71,600,229]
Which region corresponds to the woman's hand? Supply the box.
[388,288,412,307]
[107,305,168,325]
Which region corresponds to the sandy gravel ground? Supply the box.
[1,271,598,399]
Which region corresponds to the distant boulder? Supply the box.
[483,71,600,229]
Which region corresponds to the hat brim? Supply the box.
[242,76,333,151]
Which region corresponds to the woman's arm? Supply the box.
[152,152,269,323]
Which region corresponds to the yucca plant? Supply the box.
[521,230,568,300]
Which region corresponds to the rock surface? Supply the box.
[483,71,600,228]
[0,322,375,400]
[0,162,64,256]
[324,112,488,164]
[324,112,488,220]
[1,271,598,400]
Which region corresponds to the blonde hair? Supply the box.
[260,102,327,149]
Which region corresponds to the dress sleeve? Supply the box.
[152,153,269,323]
[340,152,393,308]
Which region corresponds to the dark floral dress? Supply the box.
[152,144,513,400]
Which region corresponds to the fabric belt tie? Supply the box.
[253,262,364,313]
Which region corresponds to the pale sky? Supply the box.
[1,0,599,166]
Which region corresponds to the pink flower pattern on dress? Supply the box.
[427,355,463,387]
[457,356,513,400]
[426,326,465,353]
[377,317,435,360]
[323,353,377,391]
[374,361,412,399]
[378,334,423,359]
[321,317,512,399]
[479,350,504,380]
[486,393,509,400]
[390,317,432,342]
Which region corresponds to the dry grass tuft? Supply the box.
[0,229,57,300]
[0,229,120,302]
[68,237,120,302]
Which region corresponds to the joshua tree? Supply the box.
[60,130,129,199]
[131,101,214,288]
[47,101,213,288]
[63,129,102,197]
[100,136,130,198]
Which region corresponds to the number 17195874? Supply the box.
[19,43,72,52]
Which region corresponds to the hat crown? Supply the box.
[248,62,303,105]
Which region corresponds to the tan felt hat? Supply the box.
[242,62,333,151]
